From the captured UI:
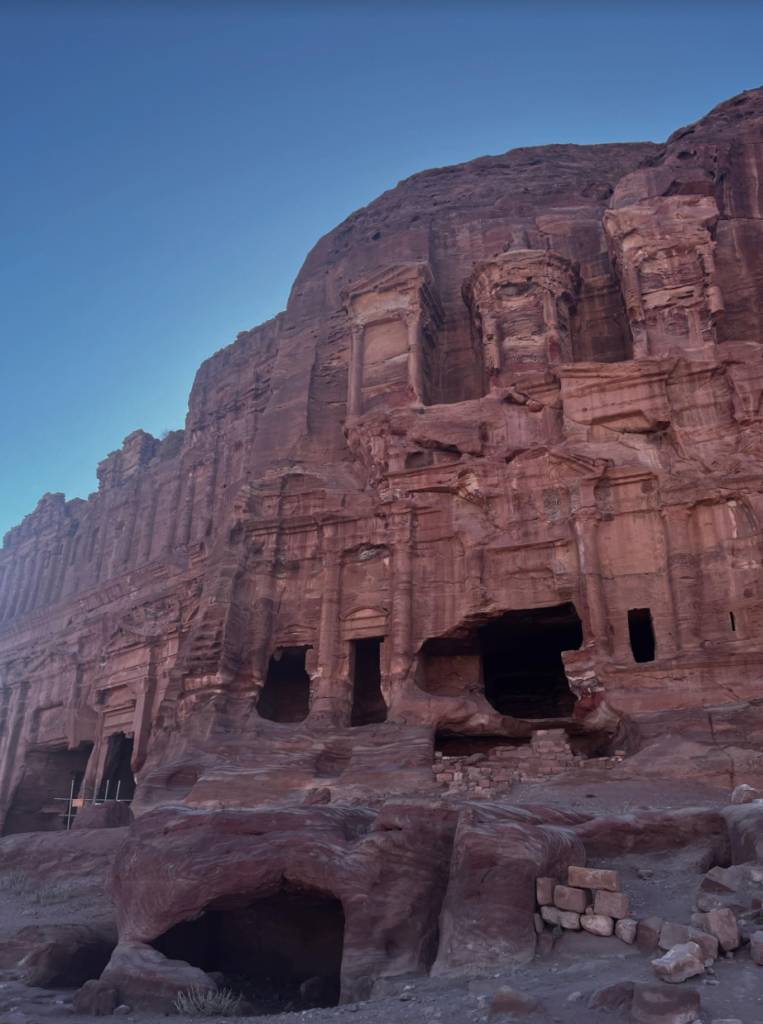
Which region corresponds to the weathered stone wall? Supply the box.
[2,88,763,834]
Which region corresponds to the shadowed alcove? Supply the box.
[1,743,93,836]
[257,647,312,723]
[478,603,583,718]
[152,887,345,1013]
[350,637,387,726]
[99,732,135,800]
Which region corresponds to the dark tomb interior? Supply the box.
[478,602,583,718]
[628,607,656,663]
[99,732,135,800]
[350,637,387,726]
[258,647,312,723]
[152,887,345,1014]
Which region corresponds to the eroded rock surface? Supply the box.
[1,85,763,1021]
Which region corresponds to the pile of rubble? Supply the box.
[433,729,626,795]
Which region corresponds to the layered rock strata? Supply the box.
[2,86,763,1007]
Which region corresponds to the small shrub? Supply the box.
[0,871,73,903]
[26,883,74,904]
[174,986,242,1017]
[0,869,29,895]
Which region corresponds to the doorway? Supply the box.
[350,637,387,726]
[478,603,583,718]
[257,647,312,723]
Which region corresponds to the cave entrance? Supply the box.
[478,603,583,718]
[350,637,387,726]
[152,887,344,1013]
[628,608,655,663]
[1,743,93,836]
[257,647,312,723]
[99,732,135,800]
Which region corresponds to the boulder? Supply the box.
[587,980,634,1011]
[731,783,763,804]
[615,918,637,944]
[594,890,629,919]
[99,942,217,1012]
[71,800,134,831]
[580,914,613,936]
[631,982,700,1024]
[72,980,119,1017]
[705,907,740,951]
[701,866,740,893]
[489,986,537,1015]
[658,922,717,959]
[651,941,704,984]
[0,925,116,987]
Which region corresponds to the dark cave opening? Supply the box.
[1,743,93,836]
[99,732,135,800]
[350,637,387,726]
[257,647,312,723]
[478,603,583,718]
[152,888,345,1013]
[628,608,656,663]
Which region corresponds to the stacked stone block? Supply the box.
[535,867,635,939]
[433,728,596,796]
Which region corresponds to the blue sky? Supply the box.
[2,0,763,540]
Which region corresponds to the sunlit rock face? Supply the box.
[3,86,763,1005]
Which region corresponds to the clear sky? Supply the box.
[2,0,762,541]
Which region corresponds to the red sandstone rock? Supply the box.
[631,982,700,1024]
[71,980,119,1017]
[594,890,629,919]
[99,941,217,1012]
[651,941,704,983]
[580,914,613,937]
[553,884,590,913]
[704,907,740,951]
[536,876,558,906]
[3,85,763,1006]
[587,980,634,1011]
[0,924,117,987]
[568,866,618,891]
[489,986,538,1015]
[637,917,665,953]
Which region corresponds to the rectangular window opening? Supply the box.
[628,608,655,663]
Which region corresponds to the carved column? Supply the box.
[406,315,426,405]
[131,642,158,773]
[390,517,414,694]
[309,545,348,725]
[573,508,611,657]
[661,503,700,650]
[347,324,365,417]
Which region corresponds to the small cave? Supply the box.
[350,637,387,726]
[1,743,93,836]
[478,603,583,719]
[257,647,312,723]
[99,732,136,800]
[152,887,345,1013]
[435,734,529,758]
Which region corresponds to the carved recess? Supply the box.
[603,195,725,359]
[341,262,444,415]
[462,249,580,387]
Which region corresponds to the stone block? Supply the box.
[701,866,739,894]
[540,905,580,929]
[686,927,718,961]
[553,884,590,913]
[533,913,543,935]
[615,917,637,944]
[631,983,700,1024]
[489,986,537,1015]
[659,922,689,950]
[750,929,763,965]
[536,876,558,906]
[637,916,664,953]
[705,907,740,951]
[568,866,619,891]
[587,980,634,1011]
[690,912,708,931]
[651,941,704,984]
[580,913,613,936]
[594,889,629,919]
